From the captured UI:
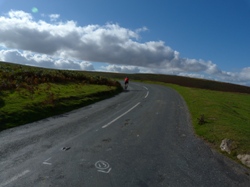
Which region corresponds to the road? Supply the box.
[0,82,249,187]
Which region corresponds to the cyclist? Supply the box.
[124,77,129,89]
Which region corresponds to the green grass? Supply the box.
[0,83,121,131]
[0,61,122,131]
[162,83,250,158]
[0,83,121,130]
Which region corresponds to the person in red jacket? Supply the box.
[124,77,129,89]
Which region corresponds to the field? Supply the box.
[1,61,250,166]
[164,83,250,158]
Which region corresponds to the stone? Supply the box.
[220,138,236,154]
[237,154,250,168]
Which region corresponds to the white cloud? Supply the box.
[239,67,250,80]
[0,49,94,70]
[0,10,250,86]
[0,10,179,67]
[102,64,140,73]
[135,26,148,34]
[8,10,32,20]
[49,14,60,22]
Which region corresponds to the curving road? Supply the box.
[0,82,250,187]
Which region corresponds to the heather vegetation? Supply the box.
[0,62,119,91]
[0,61,122,131]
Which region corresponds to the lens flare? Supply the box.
[32,7,38,13]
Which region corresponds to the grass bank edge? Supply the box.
[0,83,123,131]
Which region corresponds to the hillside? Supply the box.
[0,61,122,131]
[84,71,250,94]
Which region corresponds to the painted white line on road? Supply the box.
[143,86,149,98]
[43,157,52,165]
[0,170,30,187]
[102,102,141,128]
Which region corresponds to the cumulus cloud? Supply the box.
[0,10,250,85]
[102,64,140,73]
[0,10,191,68]
[0,49,94,70]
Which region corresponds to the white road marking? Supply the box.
[143,86,149,98]
[95,160,110,170]
[43,157,52,165]
[98,168,112,173]
[95,161,112,173]
[0,170,30,187]
[102,102,141,128]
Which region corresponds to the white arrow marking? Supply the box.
[43,158,52,165]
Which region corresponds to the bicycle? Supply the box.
[124,82,128,90]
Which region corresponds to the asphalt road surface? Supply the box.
[0,82,250,187]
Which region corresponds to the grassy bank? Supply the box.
[163,83,250,160]
[0,83,121,131]
[0,62,122,131]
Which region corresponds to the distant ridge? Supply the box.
[85,71,250,94]
[1,61,250,94]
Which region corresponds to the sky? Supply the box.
[0,0,250,86]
